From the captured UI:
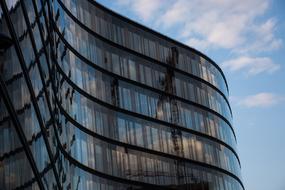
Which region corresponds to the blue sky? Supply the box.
[97,0,285,189]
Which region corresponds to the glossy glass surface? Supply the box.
[54,2,233,124]
[56,37,237,151]
[56,114,242,190]
[0,0,243,189]
[0,1,57,189]
[56,151,142,190]
[0,86,55,189]
[55,71,241,178]
[60,0,229,97]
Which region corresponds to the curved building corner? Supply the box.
[0,0,243,189]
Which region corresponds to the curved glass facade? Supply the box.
[0,0,243,189]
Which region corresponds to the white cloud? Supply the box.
[156,0,273,50]
[116,0,164,21]
[238,93,284,108]
[185,38,210,50]
[115,0,282,53]
[221,56,280,75]
[237,18,283,53]
[229,96,239,105]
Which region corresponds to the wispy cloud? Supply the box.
[221,56,280,75]
[236,18,283,53]
[115,0,282,52]
[238,93,284,108]
[108,0,282,77]
[116,0,164,21]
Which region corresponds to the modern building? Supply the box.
[0,0,243,189]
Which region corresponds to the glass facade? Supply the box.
[0,0,243,189]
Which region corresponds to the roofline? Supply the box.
[90,0,229,93]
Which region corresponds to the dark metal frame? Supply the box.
[19,1,62,188]
[54,92,243,186]
[51,2,244,188]
[0,0,60,189]
[54,56,243,181]
[39,1,186,188]
[52,13,235,139]
[0,0,244,189]
[0,75,45,189]
[54,55,240,167]
[87,0,230,93]
[56,0,232,117]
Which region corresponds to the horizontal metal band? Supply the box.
[51,23,238,157]
[54,58,241,168]
[87,0,229,92]
[56,0,233,117]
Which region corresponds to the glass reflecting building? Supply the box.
[0,0,243,189]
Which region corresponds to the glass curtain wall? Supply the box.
[0,0,243,189]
